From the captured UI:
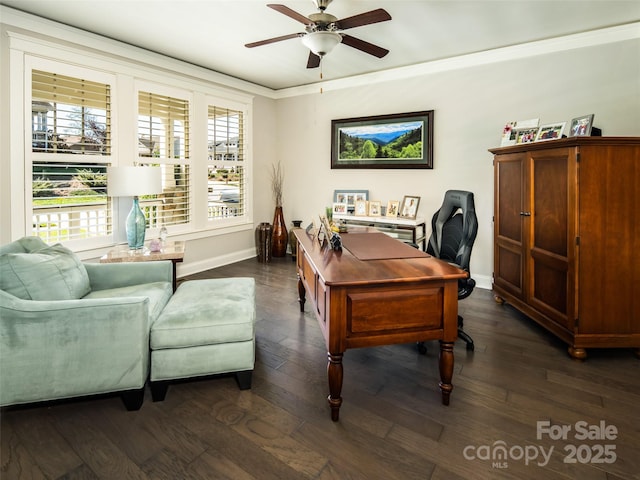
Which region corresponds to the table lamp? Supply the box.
[107,166,163,249]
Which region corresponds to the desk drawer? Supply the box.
[346,286,444,335]
[317,277,327,323]
[300,252,317,302]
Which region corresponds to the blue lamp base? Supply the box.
[126,197,147,249]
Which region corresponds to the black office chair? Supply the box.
[419,190,478,352]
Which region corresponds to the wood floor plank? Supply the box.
[0,416,47,480]
[196,449,257,480]
[3,408,83,479]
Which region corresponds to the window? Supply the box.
[17,39,253,253]
[208,105,245,220]
[30,70,112,244]
[138,91,190,229]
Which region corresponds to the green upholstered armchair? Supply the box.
[0,237,173,410]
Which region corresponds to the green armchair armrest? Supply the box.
[0,289,152,408]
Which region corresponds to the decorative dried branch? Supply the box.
[270,161,284,207]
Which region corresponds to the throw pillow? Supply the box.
[0,236,47,255]
[0,243,91,300]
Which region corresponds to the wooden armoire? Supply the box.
[490,137,639,359]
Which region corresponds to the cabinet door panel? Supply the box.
[529,149,575,327]
[494,154,524,298]
[532,154,568,256]
[531,248,568,319]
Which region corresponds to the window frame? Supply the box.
[25,56,117,251]
[135,83,193,236]
[206,98,251,226]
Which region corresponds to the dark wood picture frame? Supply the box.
[331,111,434,169]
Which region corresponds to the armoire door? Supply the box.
[493,153,526,300]
[527,147,577,329]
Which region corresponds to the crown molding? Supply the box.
[275,21,640,99]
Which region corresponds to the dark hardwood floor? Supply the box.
[2,256,639,479]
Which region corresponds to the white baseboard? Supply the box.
[473,274,492,291]
[175,247,256,279]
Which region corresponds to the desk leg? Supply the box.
[438,341,454,405]
[297,274,306,312]
[327,352,343,421]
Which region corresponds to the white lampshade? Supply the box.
[302,31,342,57]
[107,166,163,197]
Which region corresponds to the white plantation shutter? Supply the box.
[207,105,245,219]
[32,70,111,154]
[31,70,112,244]
[138,91,190,228]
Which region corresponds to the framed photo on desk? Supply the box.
[333,189,368,214]
[400,195,420,219]
[386,200,399,217]
[355,200,369,216]
[368,201,381,216]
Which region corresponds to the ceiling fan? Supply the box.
[245,0,392,68]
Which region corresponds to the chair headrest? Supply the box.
[437,190,476,220]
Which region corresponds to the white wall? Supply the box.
[274,38,640,288]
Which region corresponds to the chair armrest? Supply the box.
[0,289,150,328]
[85,261,172,291]
[0,290,151,406]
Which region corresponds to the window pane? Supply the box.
[138,162,190,228]
[208,106,245,219]
[32,161,110,242]
[32,70,111,154]
[138,92,189,160]
[138,91,190,229]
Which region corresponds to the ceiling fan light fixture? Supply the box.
[302,31,342,57]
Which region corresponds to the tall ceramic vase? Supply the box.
[271,206,288,257]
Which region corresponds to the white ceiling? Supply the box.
[2,0,639,90]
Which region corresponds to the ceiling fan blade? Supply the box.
[267,4,312,25]
[307,52,321,69]
[340,34,389,58]
[335,8,391,30]
[245,33,302,48]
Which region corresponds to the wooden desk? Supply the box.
[100,241,185,292]
[294,229,467,421]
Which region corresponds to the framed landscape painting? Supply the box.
[331,111,434,169]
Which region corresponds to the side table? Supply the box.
[100,241,185,292]
[333,214,427,250]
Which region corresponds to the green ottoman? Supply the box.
[150,277,256,401]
